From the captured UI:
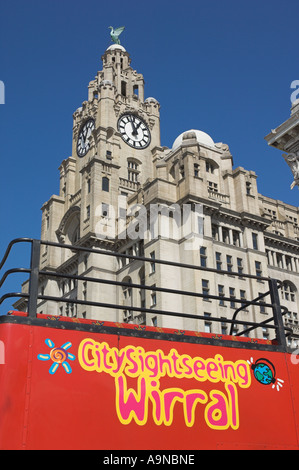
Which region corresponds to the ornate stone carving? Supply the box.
[283,152,299,189]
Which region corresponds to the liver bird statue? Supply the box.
[109,26,125,45]
[283,152,299,189]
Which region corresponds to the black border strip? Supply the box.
[0,314,285,353]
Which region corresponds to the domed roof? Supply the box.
[106,44,126,52]
[145,97,158,103]
[172,129,215,151]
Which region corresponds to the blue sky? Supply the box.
[0,0,298,313]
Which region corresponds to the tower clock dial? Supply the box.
[118,113,151,149]
[77,119,95,157]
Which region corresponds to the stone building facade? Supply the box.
[16,44,299,347]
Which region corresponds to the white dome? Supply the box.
[172,129,215,151]
[106,44,126,52]
[145,97,158,103]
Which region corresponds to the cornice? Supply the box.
[264,231,299,250]
[265,112,299,150]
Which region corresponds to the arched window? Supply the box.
[102,176,109,192]
[127,159,139,182]
[206,160,215,174]
[281,281,296,302]
[71,224,80,244]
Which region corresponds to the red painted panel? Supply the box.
[0,323,31,449]
[1,320,299,450]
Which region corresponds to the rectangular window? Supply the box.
[150,251,156,273]
[226,255,233,272]
[218,285,225,306]
[204,313,211,333]
[237,258,243,276]
[128,161,139,182]
[252,233,258,250]
[194,163,199,177]
[102,177,109,192]
[255,261,262,278]
[221,318,228,335]
[259,292,266,313]
[208,181,218,193]
[216,252,222,271]
[202,280,209,299]
[200,247,207,267]
[151,285,157,307]
[229,287,236,308]
[86,205,90,219]
[121,81,127,97]
[240,290,246,308]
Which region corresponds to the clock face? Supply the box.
[118,113,151,149]
[77,119,95,157]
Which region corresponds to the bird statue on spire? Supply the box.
[109,26,125,45]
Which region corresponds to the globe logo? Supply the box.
[248,357,284,391]
[253,362,274,385]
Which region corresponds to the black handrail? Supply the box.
[0,237,291,350]
[0,238,33,271]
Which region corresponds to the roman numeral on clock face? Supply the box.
[117,113,151,149]
[77,119,95,157]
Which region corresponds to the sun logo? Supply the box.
[38,338,75,374]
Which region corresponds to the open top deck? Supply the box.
[0,239,298,450]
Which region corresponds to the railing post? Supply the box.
[27,239,41,318]
[268,278,287,351]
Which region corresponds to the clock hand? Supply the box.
[132,121,143,136]
[129,115,138,136]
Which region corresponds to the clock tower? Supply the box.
[39,42,161,319]
[16,36,299,344]
[73,44,160,186]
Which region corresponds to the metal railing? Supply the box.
[0,238,292,350]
